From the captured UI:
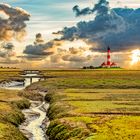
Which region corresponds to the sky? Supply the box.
[0,0,140,69]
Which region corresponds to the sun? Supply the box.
[131,49,140,65]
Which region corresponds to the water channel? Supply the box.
[1,73,49,140]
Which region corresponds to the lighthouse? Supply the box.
[100,47,118,68]
[107,47,111,68]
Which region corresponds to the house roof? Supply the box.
[111,62,117,66]
[101,62,107,66]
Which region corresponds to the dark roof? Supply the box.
[111,62,117,66]
[101,62,107,66]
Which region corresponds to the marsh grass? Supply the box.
[46,89,140,140]
[0,88,29,140]
[42,70,140,140]
[0,70,21,82]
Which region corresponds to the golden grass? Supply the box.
[0,69,29,139]
[46,88,140,140]
[0,89,22,101]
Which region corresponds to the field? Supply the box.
[42,70,140,89]
[0,69,21,82]
[39,70,140,140]
[0,88,30,140]
[0,69,140,140]
[0,70,30,140]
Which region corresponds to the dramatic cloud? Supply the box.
[0,42,15,57]
[24,44,54,56]
[54,0,140,52]
[24,33,59,58]
[47,45,93,68]
[3,42,14,50]
[0,42,19,64]
[73,0,109,16]
[23,0,140,68]
[0,3,30,41]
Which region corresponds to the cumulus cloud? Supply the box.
[0,3,30,41]
[24,33,60,58]
[23,0,140,68]
[48,46,93,68]
[73,0,109,16]
[2,42,14,50]
[24,44,54,56]
[0,42,19,64]
[62,55,89,62]
[54,0,140,52]
[0,42,15,57]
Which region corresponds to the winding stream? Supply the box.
[24,101,48,140]
[1,73,49,140]
[20,100,49,140]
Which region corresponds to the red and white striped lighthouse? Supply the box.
[107,47,111,67]
[100,47,118,68]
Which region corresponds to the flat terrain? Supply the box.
[39,70,140,140]
[42,70,140,89]
[0,70,29,140]
[0,69,140,140]
[0,69,21,82]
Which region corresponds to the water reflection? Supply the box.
[5,74,40,90]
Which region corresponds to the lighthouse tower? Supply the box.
[107,47,111,68]
[100,47,118,68]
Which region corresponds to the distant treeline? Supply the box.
[0,67,17,69]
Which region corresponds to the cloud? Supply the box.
[73,0,109,16]
[24,44,54,56]
[23,33,60,59]
[48,46,93,68]
[54,0,140,52]
[0,42,19,64]
[62,55,89,62]
[0,3,30,41]
[2,42,14,50]
[23,0,140,68]
[0,58,19,64]
[0,42,15,57]
[73,5,92,17]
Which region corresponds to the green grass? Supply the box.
[41,70,140,89]
[95,116,140,140]
[0,70,22,82]
[0,88,30,139]
[37,70,140,140]
[42,70,140,79]
[62,89,140,113]
[45,88,140,140]
[0,69,30,140]
[0,69,139,140]
[0,122,27,140]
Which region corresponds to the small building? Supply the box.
[110,62,118,68]
[101,62,107,68]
